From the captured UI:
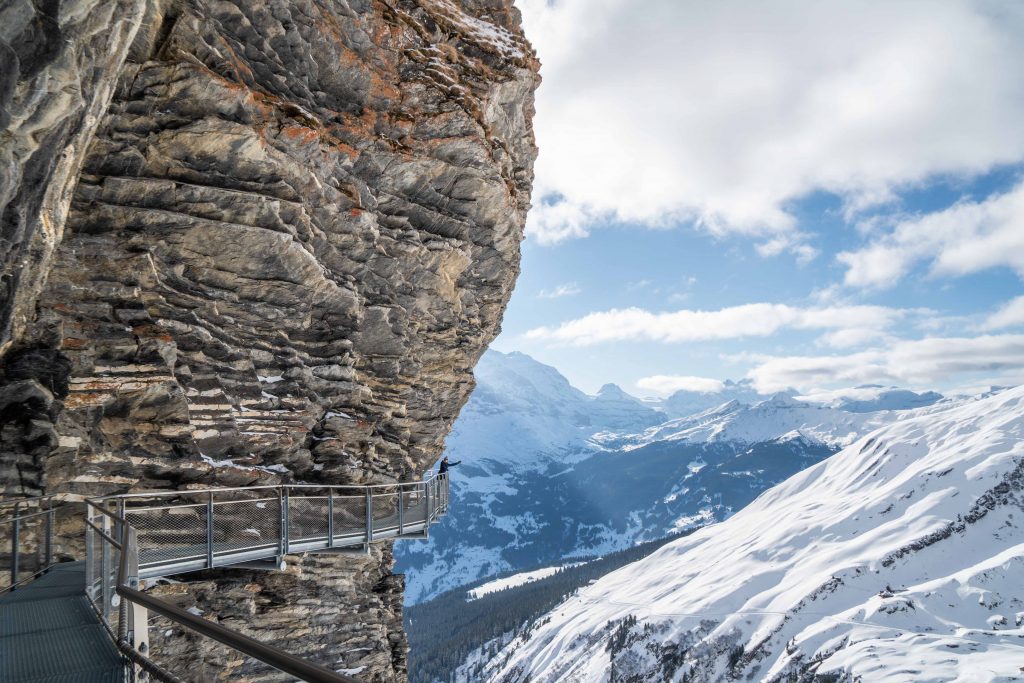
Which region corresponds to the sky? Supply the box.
[491,0,1024,399]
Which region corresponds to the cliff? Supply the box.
[0,0,538,679]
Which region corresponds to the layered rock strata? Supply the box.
[0,0,538,679]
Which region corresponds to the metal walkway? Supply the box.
[1,473,450,682]
[0,562,124,682]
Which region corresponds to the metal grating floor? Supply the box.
[0,562,125,682]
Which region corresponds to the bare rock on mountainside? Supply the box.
[0,0,538,679]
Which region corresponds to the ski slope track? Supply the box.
[484,386,1024,682]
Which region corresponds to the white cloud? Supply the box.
[795,385,894,406]
[517,0,1024,253]
[746,334,1024,393]
[636,375,725,396]
[838,181,1024,288]
[755,234,819,264]
[525,303,904,346]
[816,327,891,349]
[982,296,1024,330]
[537,282,582,299]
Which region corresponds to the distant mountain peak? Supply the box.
[596,383,630,399]
[762,392,800,406]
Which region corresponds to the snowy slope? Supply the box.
[481,386,1024,683]
[467,563,583,600]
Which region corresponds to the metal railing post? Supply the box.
[398,485,405,535]
[277,488,285,557]
[116,499,125,542]
[424,479,431,526]
[123,526,150,675]
[206,491,215,569]
[45,508,54,570]
[327,489,335,548]
[365,489,373,544]
[10,503,19,587]
[85,507,95,600]
[282,488,290,555]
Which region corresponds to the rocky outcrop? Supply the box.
[0,0,148,358]
[0,0,538,679]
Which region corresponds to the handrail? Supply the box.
[116,586,358,683]
[90,473,448,501]
[0,492,65,507]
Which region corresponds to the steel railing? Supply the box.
[83,473,450,681]
[0,493,69,593]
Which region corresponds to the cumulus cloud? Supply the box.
[838,181,1024,288]
[636,375,725,396]
[517,0,1024,252]
[537,282,582,299]
[525,303,904,346]
[746,334,1024,393]
[983,296,1024,330]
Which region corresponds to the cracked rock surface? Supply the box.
[0,0,538,679]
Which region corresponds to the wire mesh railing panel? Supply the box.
[402,489,427,526]
[331,495,365,539]
[211,496,280,559]
[287,495,329,544]
[86,523,103,607]
[83,508,123,636]
[105,541,122,637]
[371,493,399,533]
[1,516,35,590]
[0,498,63,591]
[129,503,209,570]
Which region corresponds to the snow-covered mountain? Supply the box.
[619,393,896,449]
[653,378,769,419]
[396,351,943,603]
[476,386,1024,683]
[446,350,662,472]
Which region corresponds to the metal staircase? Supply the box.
[1,474,450,682]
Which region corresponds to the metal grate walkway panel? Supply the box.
[0,562,125,683]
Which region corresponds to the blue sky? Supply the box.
[492,0,1024,398]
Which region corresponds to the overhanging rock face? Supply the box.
[0,0,538,678]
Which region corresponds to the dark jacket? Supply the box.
[438,459,460,475]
